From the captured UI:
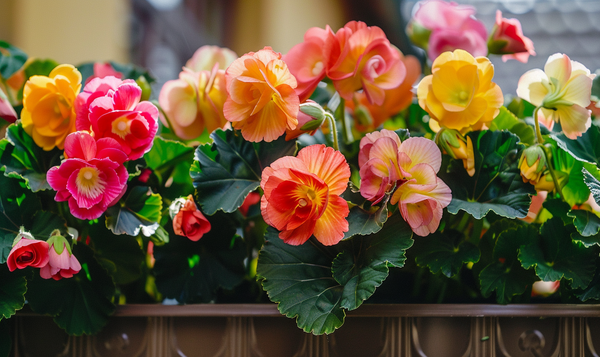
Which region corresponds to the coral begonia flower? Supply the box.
[224,47,300,142]
[159,65,229,140]
[516,53,596,139]
[261,144,350,246]
[21,64,82,150]
[328,21,406,106]
[86,79,159,160]
[40,234,81,280]
[417,49,503,131]
[47,132,129,220]
[172,195,211,241]
[7,234,49,272]
[347,53,421,132]
[489,10,536,63]
[284,26,337,102]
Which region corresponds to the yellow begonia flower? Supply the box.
[417,49,503,131]
[516,53,596,140]
[21,64,82,150]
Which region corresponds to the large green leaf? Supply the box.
[574,261,600,302]
[0,124,63,191]
[443,130,534,219]
[550,143,590,206]
[257,228,345,335]
[489,106,534,145]
[0,175,41,237]
[0,41,27,79]
[105,186,162,236]
[26,244,116,335]
[479,225,538,304]
[413,229,480,277]
[0,265,26,320]
[568,209,600,237]
[550,126,600,165]
[88,222,145,285]
[153,212,245,303]
[342,204,388,240]
[190,129,297,215]
[144,137,195,185]
[584,167,600,206]
[519,217,595,289]
[333,214,413,310]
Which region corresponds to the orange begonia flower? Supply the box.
[260,144,351,246]
[223,47,299,142]
[21,64,82,150]
[417,50,503,132]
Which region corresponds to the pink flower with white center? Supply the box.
[47,131,129,220]
[40,232,81,280]
[82,78,158,160]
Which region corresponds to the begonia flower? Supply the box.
[328,21,406,106]
[518,145,546,185]
[488,10,535,63]
[7,230,49,272]
[83,78,159,160]
[417,50,503,131]
[261,144,351,246]
[0,87,17,123]
[171,195,211,241]
[21,64,82,150]
[516,53,596,139]
[84,62,123,85]
[185,45,238,72]
[359,130,451,237]
[531,280,560,297]
[47,131,129,220]
[224,47,299,142]
[40,232,81,280]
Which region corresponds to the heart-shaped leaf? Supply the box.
[413,229,480,277]
[0,265,27,320]
[342,204,388,240]
[144,137,195,185]
[105,186,162,236]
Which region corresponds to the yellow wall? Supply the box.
[0,0,129,65]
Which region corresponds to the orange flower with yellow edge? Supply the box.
[417,49,503,131]
[260,144,351,246]
[223,47,299,142]
[21,64,82,150]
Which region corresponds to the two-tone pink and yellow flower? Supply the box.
[260,144,351,246]
[84,78,159,160]
[359,129,451,236]
[417,50,504,132]
[516,53,596,139]
[224,47,299,143]
[47,131,129,220]
[21,64,82,150]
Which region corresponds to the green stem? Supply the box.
[533,106,564,198]
[469,217,483,244]
[456,211,470,232]
[335,97,352,144]
[325,112,339,151]
[533,106,544,145]
[0,78,16,106]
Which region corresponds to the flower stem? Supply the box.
[533,106,564,198]
[533,106,544,145]
[325,112,339,151]
[335,97,352,144]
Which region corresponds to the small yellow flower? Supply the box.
[417,50,503,131]
[21,64,82,150]
[518,145,546,185]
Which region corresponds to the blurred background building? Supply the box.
[0,0,599,96]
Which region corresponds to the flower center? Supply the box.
[458,91,469,101]
[76,166,105,199]
[298,198,308,207]
[312,61,324,76]
[17,251,33,263]
[111,117,131,139]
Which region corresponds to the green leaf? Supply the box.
[190,129,297,214]
[0,175,42,238]
[489,106,534,145]
[413,229,480,277]
[0,234,12,264]
[0,41,27,79]
[153,212,245,303]
[574,262,600,301]
[26,244,116,335]
[333,214,413,310]
[443,130,534,219]
[144,137,195,185]
[0,265,26,319]
[519,217,595,289]
[88,222,145,285]
[551,144,590,206]
[24,59,58,78]
[29,211,67,240]
[479,225,538,304]
[0,124,63,191]
[342,204,388,239]
[568,209,600,237]
[257,228,345,335]
[550,126,600,165]
[584,167,600,206]
[105,186,162,236]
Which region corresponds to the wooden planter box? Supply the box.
[12,304,600,356]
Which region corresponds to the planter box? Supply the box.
[12,304,600,357]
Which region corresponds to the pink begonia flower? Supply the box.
[40,234,81,280]
[185,45,238,72]
[47,131,129,220]
[531,280,560,297]
[359,130,451,237]
[6,232,49,272]
[84,79,159,160]
[488,10,535,63]
[0,87,17,123]
[75,76,123,132]
[328,21,406,106]
[517,53,596,139]
[410,0,488,60]
[84,62,123,85]
[284,26,337,102]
